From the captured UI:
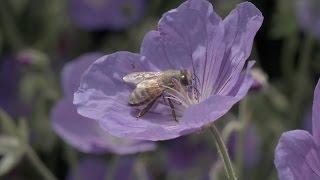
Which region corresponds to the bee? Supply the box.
[123,70,192,121]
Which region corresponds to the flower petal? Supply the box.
[140,0,224,76]
[74,51,185,141]
[52,97,155,154]
[212,2,263,95]
[62,53,103,97]
[274,130,320,180]
[180,61,254,129]
[312,79,320,143]
[74,51,152,121]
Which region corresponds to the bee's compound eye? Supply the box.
[181,75,185,79]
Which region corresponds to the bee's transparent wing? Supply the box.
[128,78,164,106]
[123,72,162,85]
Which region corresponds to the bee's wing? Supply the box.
[128,78,164,106]
[123,72,162,85]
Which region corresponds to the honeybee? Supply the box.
[123,70,192,121]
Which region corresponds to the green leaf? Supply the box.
[0,136,20,155]
[17,118,29,142]
[0,151,23,176]
[0,135,23,176]
[0,109,17,136]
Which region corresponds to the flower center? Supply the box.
[162,77,200,115]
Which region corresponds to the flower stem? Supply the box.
[235,98,250,179]
[24,144,57,180]
[209,124,237,180]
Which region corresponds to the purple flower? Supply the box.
[250,68,268,92]
[68,0,145,31]
[67,156,136,180]
[165,136,216,171]
[274,79,320,180]
[228,125,261,168]
[74,0,263,141]
[51,53,156,154]
[296,0,320,37]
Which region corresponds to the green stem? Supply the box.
[64,144,77,171]
[135,156,149,180]
[291,35,314,126]
[280,33,298,83]
[209,124,237,180]
[235,98,249,179]
[105,156,119,180]
[24,145,57,180]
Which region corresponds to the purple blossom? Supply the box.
[274,79,320,180]
[165,136,216,171]
[296,0,320,37]
[68,0,145,31]
[67,156,136,180]
[74,0,263,141]
[51,53,156,154]
[250,68,268,92]
[67,157,107,180]
[228,125,261,168]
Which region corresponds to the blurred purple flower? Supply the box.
[250,68,268,92]
[296,0,320,37]
[68,0,145,31]
[51,53,156,154]
[275,79,320,180]
[67,156,136,180]
[0,56,26,117]
[74,0,263,141]
[228,125,261,168]
[165,136,216,171]
[67,157,107,180]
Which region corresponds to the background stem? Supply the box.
[24,144,57,180]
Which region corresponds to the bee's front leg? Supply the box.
[137,98,157,118]
[167,98,178,122]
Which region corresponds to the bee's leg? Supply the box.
[167,98,178,122]
[162,94,168,104]
[137,99,157,118]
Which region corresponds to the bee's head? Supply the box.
[180,70,192,86]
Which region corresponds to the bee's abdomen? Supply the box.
[128,88,152,106]
[128,86,162,106]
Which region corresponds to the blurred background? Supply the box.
[0,0,319,179]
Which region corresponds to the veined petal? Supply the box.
[74,51,152,121]
[52,98,155,154]
[275,130,320,180]
[180,95,238,130]
[140,0,224,84]
[213,2,263,95]
[227,61,255,98]
[312,79,320,143]
[62,53,103,97]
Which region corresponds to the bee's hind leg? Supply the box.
[167,98,178,122]
[137,98,157,118]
